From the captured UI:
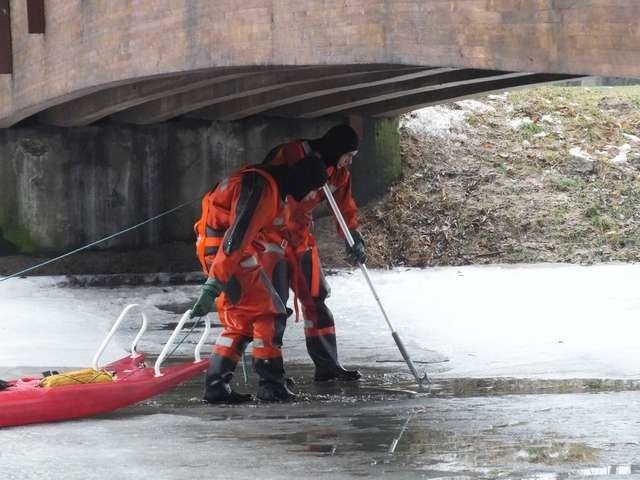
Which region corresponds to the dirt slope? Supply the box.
[359,86,640,268]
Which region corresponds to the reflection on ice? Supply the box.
[524,464,640,479]
[3,386,640,479]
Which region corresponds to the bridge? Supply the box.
[5,0,639,127]
[0,0,638,253]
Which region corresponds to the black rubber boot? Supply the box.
[256,382,296,402]
[314,365,362,382]
[203,382,253,404]
[307,334,361,382]
[203,354,252,404]
[254,357,296,402]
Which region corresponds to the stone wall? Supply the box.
[0,116,400,253]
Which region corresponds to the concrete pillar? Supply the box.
[350,115,402,204]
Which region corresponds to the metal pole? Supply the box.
[322,185,429,387]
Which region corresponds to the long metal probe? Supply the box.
[322,185,429,387]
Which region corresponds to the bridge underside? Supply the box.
[31,66,577,128]
[3,1,639,128]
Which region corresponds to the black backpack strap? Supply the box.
[222,172,268,254]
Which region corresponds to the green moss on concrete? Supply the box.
[352,116,402,203]
[0,224,37,254]
[374,117,402,185]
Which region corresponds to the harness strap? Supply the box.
[309,241,321,299]
[279,236,301,322]
[194,192,213,275]
[283,232,323,322]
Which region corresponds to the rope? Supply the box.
[52,371,109,384]
[39,368,113,387]
[164,315,225,361]
[241,352,249,383]
[0,193,221,366]
[0,198,198,282]
[165,316,201,359]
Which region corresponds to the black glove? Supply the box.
[190,277,225,318]
[345,230,366,265]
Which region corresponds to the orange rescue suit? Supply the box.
[261,140,359,330]
[194,167,288,361]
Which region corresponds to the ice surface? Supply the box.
[3,263,640,379]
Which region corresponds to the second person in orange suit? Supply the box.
[260,125,366,382]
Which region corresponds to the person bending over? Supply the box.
[191,157,327,403]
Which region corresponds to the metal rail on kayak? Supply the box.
[92,304,149,371]
[154,309,210,377]
[91,304,211,377]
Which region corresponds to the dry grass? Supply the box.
[359,86,640,267]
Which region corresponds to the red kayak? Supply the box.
[0,304,211,428]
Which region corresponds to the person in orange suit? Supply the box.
[190,157,327,403]
[260,125,366,382]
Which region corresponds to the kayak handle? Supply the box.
[154,310,210,377]
[92,303,148,371]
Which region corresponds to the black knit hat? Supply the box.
[310,125,359,167]
[266,154,327,201]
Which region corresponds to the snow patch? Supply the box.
[623,133,640,143]
[541,114,562,125]
[487,92,509,102]
[611,143,631,164]
[569,147,592,161]
[455,99,496,114]
[401,105,469,139]
[508,117,533,130]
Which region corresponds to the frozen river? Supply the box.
[2,263,640,478]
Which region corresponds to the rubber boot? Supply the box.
[254,357,296,402]
[306,334,361,382]
[203,354,252,404]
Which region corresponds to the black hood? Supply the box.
[265,155,327,201]
[308,125,359,168]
